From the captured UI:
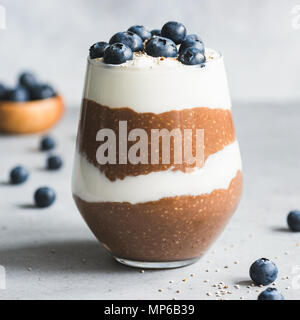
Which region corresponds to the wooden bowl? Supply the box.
[0,95,64,134]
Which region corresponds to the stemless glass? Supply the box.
[72,50,243,269]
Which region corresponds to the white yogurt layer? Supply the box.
[72,141,242,204]
[84,48,232,113]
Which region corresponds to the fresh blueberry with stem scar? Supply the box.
[151,29,161,37]
[258,288,284,300]
[145,36,177,58]
[89,42,110,59]
[30,84,56,100]
[34,187,56,208]
[19,72,38,89]
[103,43,133,65]
[161,21,187,45]
[109,31,143,52]
[178,47,206,66]
[179,39,205,55]
[249,258,278,286]
[10,166,29,185]
[128,25,151,41]
[185,34,201,42]
[7,86,30,102]
[47,155,63,170]
[287,210,300,231]
[40,136,56,151]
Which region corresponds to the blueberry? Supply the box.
[34,187,56,208]
[161,21,187,45]
[7,86,30,102]
[47,155,63,170]
[103,43,133,65]
[128,25,151,41]
[10,166,29,185]
[179,39,205,55]
[185,34,201,42]
[151,29,161,37]
[249,258,278,286]
[40,136,56,151]
[287,210,300,231]
[258,288,284,300]
[178,47,206,66]
[145,37,177,58]
[19,72,38,89]
[109,31,143,52]
[89,42,110,59]
[0,83,7,100]
[30,84,56,100]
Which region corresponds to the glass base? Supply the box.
[114,256,200,269]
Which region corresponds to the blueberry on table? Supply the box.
[249,258,278,286]
[7,86,30,102]
[151,29,161,37]
[178,47,206,66]
[179,39,205,55]
[89,42,110,59]
[128,25,152,41]
[161,21,187,44]
[103,43,133,65]
[30,84,56,100]
[47,155,63,170]
[19,72,38,89]
[10,166,29,185]
[258,288,284,300]
[145,37,177,58]
[40,136,56,151]
[109,31,143,52]
[287,210,300,231]
[34,187,56,208]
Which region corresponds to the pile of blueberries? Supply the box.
[9,136,62,208]
[0,72,57,102]
[89,21,205,66]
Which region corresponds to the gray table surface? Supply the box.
[0,103,300,300]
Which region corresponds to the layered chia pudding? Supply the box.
[72,22,243,268]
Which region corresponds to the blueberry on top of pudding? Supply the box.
[185,34,201,42]
[90,21,210,66]
[104,43,133,65]
[145,37,177,58]
[179,47,206,66]
[179,38,205,55]
[128,25,152,41]
[90,42,110,59]
[151,29,161,37]
[109,31,143,52]
[161,21,187,44]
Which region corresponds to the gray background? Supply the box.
[0,0,300,107]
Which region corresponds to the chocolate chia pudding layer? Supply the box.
[78,99,235,181]
[73,171,242,262]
